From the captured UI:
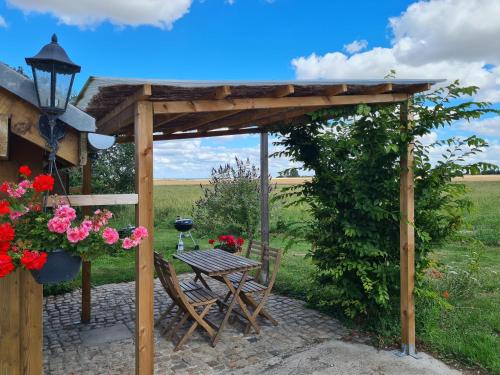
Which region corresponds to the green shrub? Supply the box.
[274,81,498,327]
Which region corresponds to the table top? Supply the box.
[174,249,261,276]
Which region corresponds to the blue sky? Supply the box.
[0,0,498,178]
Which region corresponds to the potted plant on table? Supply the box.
[0,165,148,283]
[209,235,245,254]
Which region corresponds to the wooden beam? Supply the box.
[81,161,92,324]
[272,84,294,98]
[406,83,432,94]
[323,84,347,96]
[153,93,409,114]
[260,131,270,285]
[46,194,139,207]
[158,111,244,134]
[399,100,416,356]
[153,113,186,129]
[197,108,288,132]
[214,85,231,100]
[365,83,393,95]
[97,84,152,134]
[134,100,154,375]
[154,127,262,141]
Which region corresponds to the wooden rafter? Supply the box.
[156,127,262,141]
[196,108,288,132]
[97,84,152,134]
[152,93,409,115]
[213,85,231,100]
[159,110,244,134]
[365,83,393,95]
[153,113,186,129]
[272,84,294,98]
[323,84,347,96]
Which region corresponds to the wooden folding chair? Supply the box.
[154,252,219,350]
[225,242,282,334]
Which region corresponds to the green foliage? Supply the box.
[192,157,271,241]
[70,143,135,194]
[273,81,498,324]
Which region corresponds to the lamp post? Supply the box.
[25,34,80,161]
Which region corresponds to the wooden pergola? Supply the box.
[76,78,440,374]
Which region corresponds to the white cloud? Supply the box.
[292,0,500,102]
[7,0,193,29]
[344,40,368,54]
[152,136,300,178]
[0,15,7,27]
[459,116,500,137]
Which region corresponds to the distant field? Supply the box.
[154,177,314,186]
[154,175,500,186]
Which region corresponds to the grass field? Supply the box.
[47,181,499,373]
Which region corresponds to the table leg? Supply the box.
[212,271,249,345]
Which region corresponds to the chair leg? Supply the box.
[243,291,274,335]
[162,308,183,336]
[167,311,189,340]
[243,293,278,325]
[174,304,212,351]
[155,302,176,327]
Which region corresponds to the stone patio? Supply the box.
[43,274,355,374]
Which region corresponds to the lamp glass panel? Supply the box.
[55,71,73,111]
[34,67,52,108]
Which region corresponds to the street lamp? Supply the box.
[25,34,80,161]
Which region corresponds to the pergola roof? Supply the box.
[76,76,442,141]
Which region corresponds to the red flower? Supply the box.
[33,174,54,192]
[0,254,14,278]
[0,182,8,194]
[236,237,244,246]
[208,239,215,245]
[442,290,449,299]
[218,235,227,242]
[19,165,32,177]
[0,222,14,243]
[20,250,48,271]
[0,241,10,254]
[0,200,10,216]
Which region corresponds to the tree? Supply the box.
[192,157,272,243]
[70,143,135,194]
[274,81,497,324]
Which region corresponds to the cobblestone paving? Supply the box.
[43,275,358,374]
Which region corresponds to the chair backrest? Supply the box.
[154,252,190,308]
[246,241,283,287]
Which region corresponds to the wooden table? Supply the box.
[174,249,261,344]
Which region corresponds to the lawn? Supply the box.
[45,182,499,373]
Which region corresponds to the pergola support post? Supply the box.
[260,131,270,285]
[134,100,155,374]
[81,160,92,324]
[399,100,417,357]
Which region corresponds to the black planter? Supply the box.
[31,249,82,284]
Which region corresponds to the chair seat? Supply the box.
[227,272,255,284]
[179,280,203,292]
[184,286,219,306]
[231,279,267,294]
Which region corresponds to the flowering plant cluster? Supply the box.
[208,235,244,253]
[0,165,148,278]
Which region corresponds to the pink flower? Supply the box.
[18,180,31,189]
[9,211,24,220]
[77,226,90,241]
[47,217,71,234]
[7,185,25,198]
[122,237,137,249]
[132,226,148,240]
[55,205,76,221]
[103,210,113,220]
[102,227,119,245]
[66,227,81,243]
[81,219,92,231]
[94,209,102,216]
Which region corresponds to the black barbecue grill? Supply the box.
[174,216,198,252]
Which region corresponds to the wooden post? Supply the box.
[260,131,270,285]
[81,160,92,324]
[134,100,154,374]
[0,269,42,375]
[399,100,416,356]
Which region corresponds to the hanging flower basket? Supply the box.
[30,249,81,284]
[0,165,148,282]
